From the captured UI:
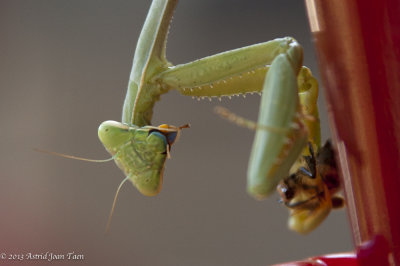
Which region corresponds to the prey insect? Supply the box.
[277,141,344,234]
[216,107,343,234]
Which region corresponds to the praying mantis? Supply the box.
[42,0,343,234]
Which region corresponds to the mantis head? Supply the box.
[98,120,189,232]
[98,120,189,196]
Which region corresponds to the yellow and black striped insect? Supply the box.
[277,141,344,234]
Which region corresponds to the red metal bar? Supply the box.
[272,252,359,266]
[272,235,390,265]
[302,0,400,265]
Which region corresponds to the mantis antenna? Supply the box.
[33,148,115,163]
[33,147,128,232]
[105,175,132,233]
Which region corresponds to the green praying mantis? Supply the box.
[40,0,343,234]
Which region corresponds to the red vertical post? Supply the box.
[304,0,400,265]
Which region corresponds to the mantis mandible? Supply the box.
[40,0,343,233]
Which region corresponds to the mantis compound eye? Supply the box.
[155,123,190,147]
[147,130,168,147]
[165,131,178,145]
[148,128,176,150]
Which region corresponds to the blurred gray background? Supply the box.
[0,1,352,265]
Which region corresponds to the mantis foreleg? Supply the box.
[98,0,321,199]
[246,48,310,199]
